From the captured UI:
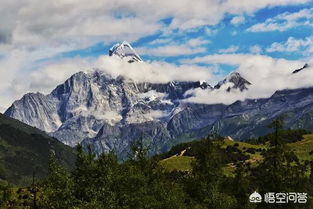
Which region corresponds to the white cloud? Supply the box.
[148,38,172,45]
[249,45,263,54]
[140,37,210,57]
[0,106,5,113]
[181,53,313,104]
[96,56,213,83]
[184,86,247,105]
[137,44,206,57]
[0,0,311,109]
[247,7,313,32]
[1,55,215,110]
[139,90,168,101]
[0,43,82,109]
[186,38,210,47]
[266,36,313,54]
[231,31,238,36]
[100,111,123,125]
[230,16,246,25]
[218,45,239,53]
[144,110,169,120]
[204,27,218,36]
[138,37,210,57]
[29,58,94,93]
[1,0,308,48]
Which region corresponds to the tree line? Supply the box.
[1,119,313,209]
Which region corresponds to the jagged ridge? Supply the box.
[5,41,313,159]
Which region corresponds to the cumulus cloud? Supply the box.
[95,56,213,83]
[1,55,214,110]
[0,43,82,110]
[138,38,209,57]
[0,106,5,113]
[148,38,172,45]
[184,86,247,105]
[266,36,313,54]
[204,27,218,36]
[0,0,311,110]
[186,38,211,47]
[247,7,313,32]
[181,53,313,104]
[218,45,239,53]
[138,90,169,101]
[137,45,206,57]
[1,0,309,47]
[29,58,94,93]
[230,16,246,25]
[249,45,263,54]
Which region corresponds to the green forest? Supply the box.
[1,119,313,209]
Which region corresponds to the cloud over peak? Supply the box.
[180,53,312,104]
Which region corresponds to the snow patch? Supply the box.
[138,90,168,101]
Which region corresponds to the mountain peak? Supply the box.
[109,41,142,63]
[215,71,251,92]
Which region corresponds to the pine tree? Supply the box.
[114,139,186,209]
[72,144,99,207]
[253,119,310,209]
[187,138,236,209]
[41,153,75,209]
[232,163,256,209]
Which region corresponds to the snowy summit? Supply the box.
[109,41,143,63]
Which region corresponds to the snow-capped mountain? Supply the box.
[214,72,251,91]
[4,70,212,150]
[109,41,142,63]
[5,42,313,158]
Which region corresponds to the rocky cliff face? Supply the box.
[5,68,212,152]
[214,72,251,91]
[5,42,313,158]
[109,41,143,63]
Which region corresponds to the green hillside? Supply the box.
[160,134,313,173]
[287,134,313,161]
[0,113,76,186]
[2,122,312,209]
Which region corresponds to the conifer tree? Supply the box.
[41,153,75,209]
[187,138,236,209]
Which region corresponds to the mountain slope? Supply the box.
[212,87,313,139]
[159,133,313,172]
[5,64,213,136]
[214,72,251,91]
[6,84,313,159]
[4,41,313,158]
[0,113,75,185]
[109,41,143,63]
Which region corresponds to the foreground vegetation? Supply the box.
[160,134,313,173]
[1,119,313,209]
[0,113,76,185]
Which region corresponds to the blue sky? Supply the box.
[59,1,313,64]
[0,0,313,111]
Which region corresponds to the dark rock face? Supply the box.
[292,63,309,74]
[214,72,251,91]
[109,41,143,63]
[4,42,313,158]
[6,68,313,158]
[5,70,215,155]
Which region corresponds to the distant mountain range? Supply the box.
[4,41,313,158]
